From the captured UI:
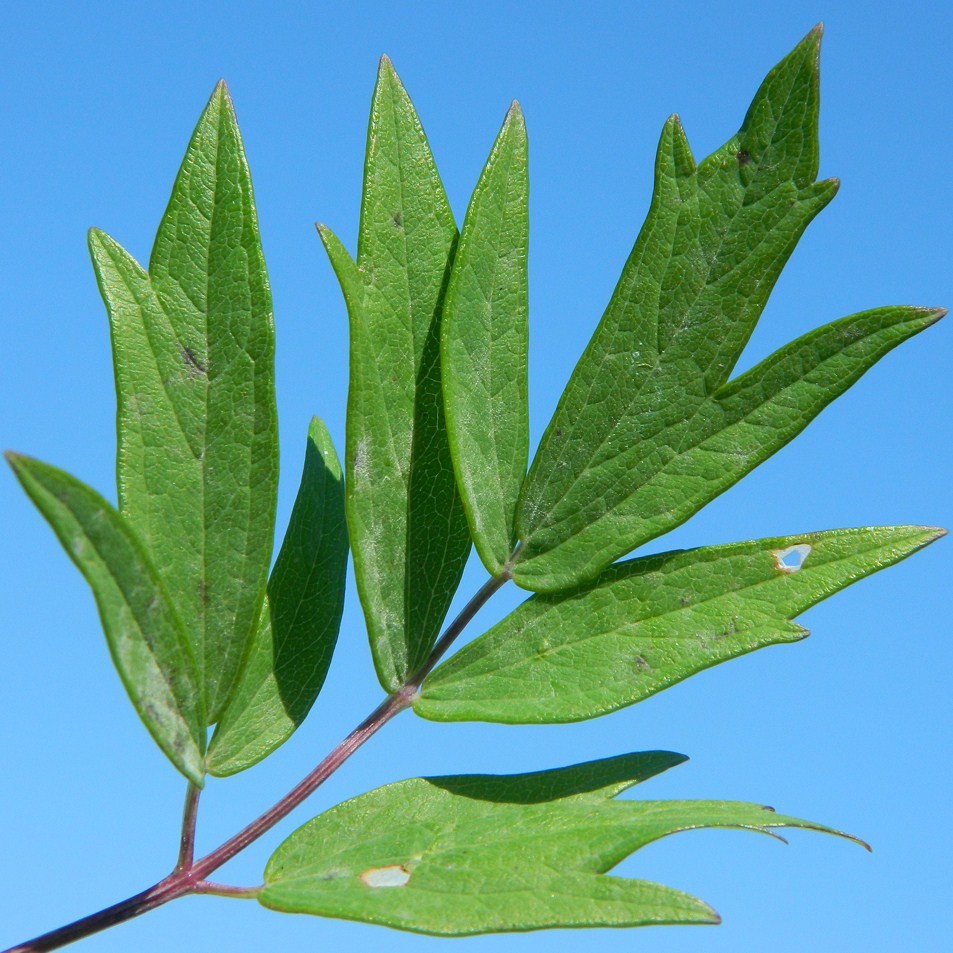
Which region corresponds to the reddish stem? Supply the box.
[2,570,510,953]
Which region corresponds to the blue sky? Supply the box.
[1,2,950,951]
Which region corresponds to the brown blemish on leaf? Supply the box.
[360,864,411,888]
[180,346,207,376]
[736,149,751,165]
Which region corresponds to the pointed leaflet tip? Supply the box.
[667,113,695,176]
[796,23,823,58]
[378,53,398,83]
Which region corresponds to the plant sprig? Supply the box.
[3,25,945,952]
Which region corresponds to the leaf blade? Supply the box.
[328,58,471,691]
[513,29,894,591]
[90,82,279,721]
[260,753,861,935]
[442,103,530,574]
[417,526,943,723]
[207,418,348,776]
[513,305,943,589]
[6,453,206,784]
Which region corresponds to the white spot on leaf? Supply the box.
[771,543,812,573]
[360,864,411,888]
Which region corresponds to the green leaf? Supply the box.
[416,526,943,723]
[6,453,206,785]
[88,81,279,721]
[207,418,348,777]
[511,29,943,592]
[441,102,529,575]
[260,753,863,935]
[319,56,471,692]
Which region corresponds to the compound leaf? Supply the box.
[320,57,470,692]
[416,526,943,723]
[442,102,529,575]
[511,29,942,592]
[207,418,348,777]
[260,753,863,935]
[6,453,206,785]
[89,81,279,722]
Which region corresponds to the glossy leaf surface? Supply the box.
[261,753,862,934]
[89,81,279,721]
[207,419,348,776]
[417,526,943,723]
[6,453,206,784]
[511,30,942,591]
[442,102,529,575]
[319,57,470,692]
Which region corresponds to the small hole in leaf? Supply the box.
[771,544,812,574]
[361,865,411,888]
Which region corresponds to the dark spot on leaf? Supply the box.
[180,346,207,376]
[633,655,651,672]
[736,150,751,165]
[391,212,403,228]
[197,580,209,605]
[554,428,563,438]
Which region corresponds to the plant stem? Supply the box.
[193,881,262,899]
[409,569,511,688]
[2,570,510,953]
[189,688,413,881]
[175,782,201,872]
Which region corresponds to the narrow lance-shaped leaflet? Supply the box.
[208,418,348,777]
[319,56,471,692]
[89,81,279,721]
[6,453,206,785]
[416,526,944,723]
[441,101,529,575]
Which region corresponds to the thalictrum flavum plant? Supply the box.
[3,25,945,952]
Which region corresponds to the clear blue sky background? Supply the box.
[1,2,950,951]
